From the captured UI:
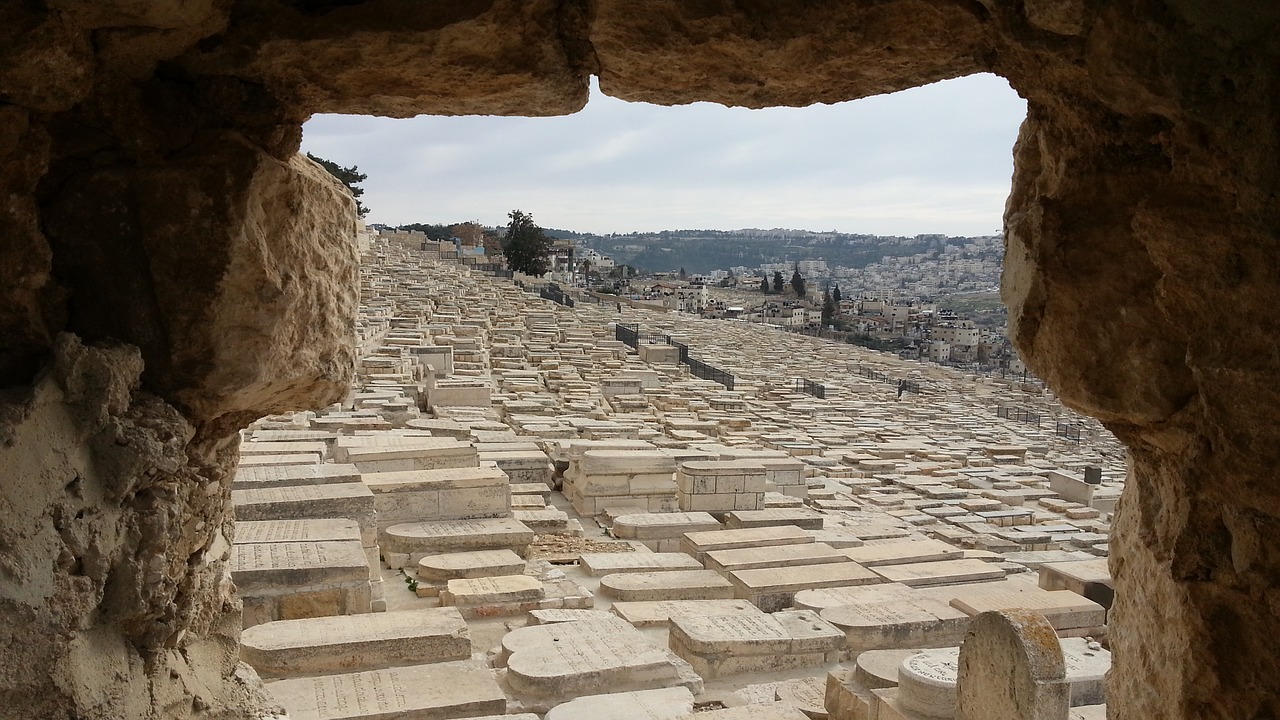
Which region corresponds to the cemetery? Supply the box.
[228,240,1123,719]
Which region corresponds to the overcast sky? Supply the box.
[301,73,1026,237]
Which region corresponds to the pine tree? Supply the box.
[822,288,836,326]
[306,153,369,217]
[501,209,554,276]
[760,276,770,294]
[832,285,842,303]
[790,266,806,297]
[772,271,784,294]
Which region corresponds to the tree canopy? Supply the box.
[790,267,806,297]
[760,276,770,294]
[772,271,784,294]
[307,153,369,217]
[822,288,836,326]
[502,209,554,276]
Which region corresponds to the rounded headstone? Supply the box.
[897,647,960,718]
[853,648,924,689]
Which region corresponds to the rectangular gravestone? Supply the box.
[613,512,723,553]
[600,570,737,602]
[579,553,703,576]
[362,466,510,526]
[725,509,824,530]
[668,610,844,677]
[240,607,470,677]
[265,660,504,720]
[819,598,970,654]
[680,525,813,564]
[501,615,701,710]
[381,518,535,568]
[872,559,1006,588]
[610,599,763,627]
[234,519,362,545]
[705,543,850,573]
[232,484,376,547]
[947,584,1107,631]
[841,539,965,567]
[233,463,362,489]
[231,540,371,627]
[730,562,883,612]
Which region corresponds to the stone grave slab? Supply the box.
[610,599,762,627]
[820,599,970,654]
[730,562,882,612]
[240,607,469,677]
[526,608,617,625]
[600,570,736,601]
[414,549,526,596]
[946,584,1107,631]
[237,453,321,467]
[382,518,535,568]
[513,508,570,532]
[579,552,703,576]
[510,482,553,501]
[233,463,361,489]
[1037,558,1114,610]
[725,509,825,530]
[839,538,964,567]
[792,582,919,612]
[705,542,848,573]
[545,687,695,720]
[265,660,504,720]
[231,540,371,627]
[441,575,543,606]
[680,525,813,564]
[613,511,723,552]
[501,615,701,708]
[362,466,510,526]
[233,484,376,546]
[477,449,554,484]
[810,527,866,549]
[668,610,844,678]
[871,559,1006,588]
[234,519,361,545]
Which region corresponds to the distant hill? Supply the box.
[573,229,987,274]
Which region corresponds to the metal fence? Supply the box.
[795,378,826,399]
[615,323,639,348]
[614,323,730,388]
[539,285,574,307]
[687,356,735,389]
[856,365,892,384]
[997,404,1042,427]
[1055,422,1083,443]
[855,364,921,395]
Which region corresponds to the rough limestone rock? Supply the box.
[0,335,284,718]
[1,2,1279,719]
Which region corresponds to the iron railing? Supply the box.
[795,378,826,399]
[1055,422,1083,443]
[997,404,1042,427]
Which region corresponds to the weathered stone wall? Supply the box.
[1,1,1278,719]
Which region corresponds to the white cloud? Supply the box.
[302,73,1026,236]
